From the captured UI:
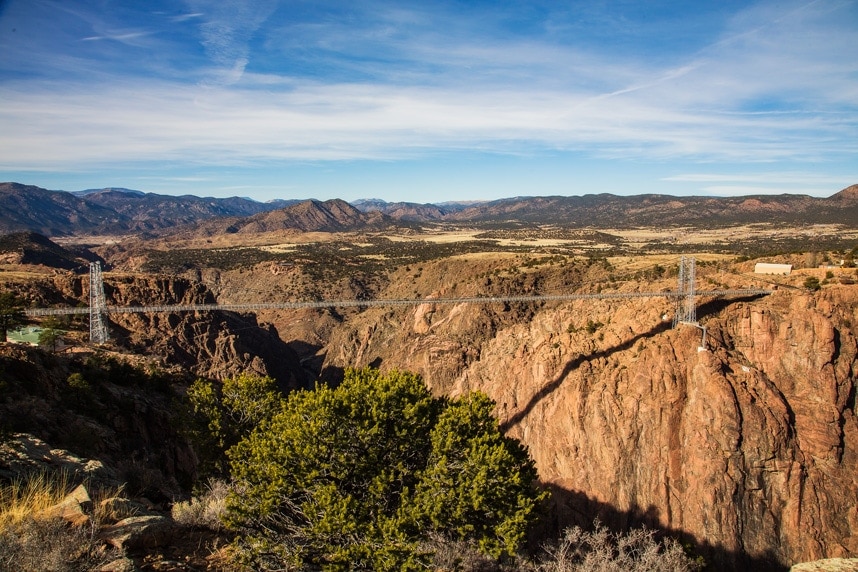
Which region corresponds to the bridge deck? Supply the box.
[25,289,773,317]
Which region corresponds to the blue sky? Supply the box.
[0,0,856,203]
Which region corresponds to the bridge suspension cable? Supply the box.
[23,289,772,318]
[23,258,774,343]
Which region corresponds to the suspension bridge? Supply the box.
[24,257,774,344]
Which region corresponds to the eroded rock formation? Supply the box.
[14,271,309,389]
[322,285,858,570]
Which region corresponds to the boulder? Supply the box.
[791,559,858,571]
[100,515,174,550]
[38,483,92,527]
[0,433,119,486]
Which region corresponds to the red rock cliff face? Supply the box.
[32,272,309,388]
[322,287,858,569]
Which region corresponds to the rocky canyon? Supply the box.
[314,261,857,570]
[2,234,857,570]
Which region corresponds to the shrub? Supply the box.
[410,392,544,559]
[185,373,285,480]
[172,479,230,531]
[803,276,821,291]
[66,373,90,392]
[539,521,703,572]
[585,320,603,334]
[225,368,546,571]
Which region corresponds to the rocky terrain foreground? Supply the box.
[0,433,231,571]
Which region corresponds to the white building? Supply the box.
[754,263,792,275]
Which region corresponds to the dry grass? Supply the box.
[0,472,72,531]
[606,223,858,247]
[422,533,535,571]
[0,266,58,282]
[0,517,117,572]
[0,472,123,572]
[0,471,131,530]
[259,243,299,253]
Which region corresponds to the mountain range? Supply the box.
[1,181,856,237]
[355,186,858,227]
[0,183,296,236]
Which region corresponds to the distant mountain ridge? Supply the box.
[0,183,294,236]
[73,187,146,197]
[195,198,396,235]
[353,186,858,227]
[0,183,124,236]
[1,182,856,237]
[80,188,299,231]
[351,198,473,221]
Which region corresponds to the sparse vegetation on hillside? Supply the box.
[140,236,525,279]
[0,345,194,493]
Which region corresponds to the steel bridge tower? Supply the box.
[673,256,707,349]
[89,261,109,344]
[673,256,696,327]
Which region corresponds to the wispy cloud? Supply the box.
[697,185,816,196]
[663,173,851,185]
[185,0,277,85]
[662,173,853,196]
[1,70,852,170]
[0,0,855,199]
[81,31,151,43]
[171,12,203,23]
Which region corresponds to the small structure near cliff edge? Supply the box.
[754,263,792,275]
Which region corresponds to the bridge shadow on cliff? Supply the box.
[500,293,771,433]
[500,320,672,432]
[695,293,768,321]
[545,484,788,572]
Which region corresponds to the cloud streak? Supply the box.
[186,0,277,85]
[1,70,852,171]
[0,0,855,199]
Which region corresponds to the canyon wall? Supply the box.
[14,260,855,569]
[322,285,858,570]
[25,272,310,389]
